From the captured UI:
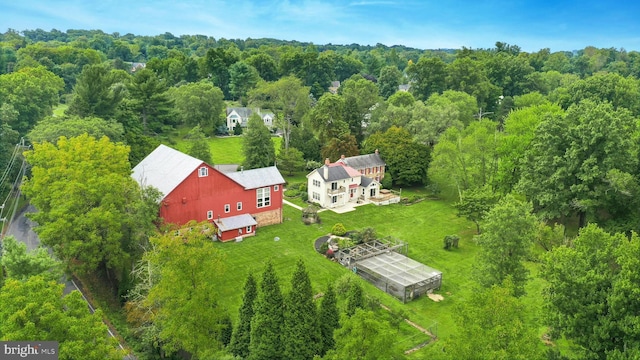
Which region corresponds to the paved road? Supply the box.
[5,205,133,359]
[6,204,40,251]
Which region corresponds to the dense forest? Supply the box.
[2,27,640,359]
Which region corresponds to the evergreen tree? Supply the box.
[345,281,365,316]
[218,314,233,348]
[243,114,275,169]
[127,68,175,134]
[283,259,319,360]
[66,63,124,119]
[249,262,284,360]
[318,284,340,356]
[186,125,212,163]
[229,273,258,358]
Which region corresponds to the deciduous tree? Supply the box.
[0,236,63,282]
[186,124,212,164]
[276,147,304,176]
[543,224,640,358]
[475,196,537,297]
[440,281,544,360]
[324,309,396,360]
[27,115,124,144]
[21,134,155,280]
[144,222,228,358]
[167,80,225,132]
[0,276,122,360]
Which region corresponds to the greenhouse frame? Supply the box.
[335,238,442,303]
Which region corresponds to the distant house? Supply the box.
[398,84,411,92]
[131,62,146,72]
[226,107,275,132]
[132,145,285,241]
[336,150,386,182]
[306,158,380,209]
[329,81,341,94]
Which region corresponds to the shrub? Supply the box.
[233,124,243,135]
[332,223,347,236]
[319,241,329,254]
[381,174,393,189]
[299,183,307,193]
[444,234,460,250]
[284,189,299,197]
[300,192,308,202]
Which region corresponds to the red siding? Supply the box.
[159,165,284,227]
[217,226,255,242]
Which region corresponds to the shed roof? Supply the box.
[131,144,203,198]
[339,153,385,170]
[356,252,442,287]
[224,166,285,189]
[214,213,257,232]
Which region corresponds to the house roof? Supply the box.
[214,164,240,173]
[224,166,285,189]
[227,107,253,118]
[214,213,257,232]
[314,163,361,182]
[361,176,375,187]
[338,152,385,170]
[131,144,204,198]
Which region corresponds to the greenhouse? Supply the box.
[354,251,442,303]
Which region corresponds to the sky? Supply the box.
[2,0,640,52]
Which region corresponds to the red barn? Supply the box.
[132,145,285,241]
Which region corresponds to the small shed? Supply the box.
[355,252,442,303]
[214,214,258,242]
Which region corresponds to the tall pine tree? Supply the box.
[229,273,257,358]
[243,114,275,169]
[249,262,284,360]
[318,284,340,356]
[283,259,319,360]
[345,281,365,316]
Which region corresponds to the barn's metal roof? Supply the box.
[224,166,285,189]
[131,144,203,198]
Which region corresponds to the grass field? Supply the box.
[211,199,478,352]
[173,136,282,165]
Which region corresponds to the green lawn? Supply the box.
[212,199,478,354]
[173,136,282,164]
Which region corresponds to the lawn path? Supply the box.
[283,199,303,210]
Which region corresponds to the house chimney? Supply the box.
[324,158,330,166]
[241,166,244,173]
[340,154,345,160]
[375,149,379,155]
[323,165,329,180]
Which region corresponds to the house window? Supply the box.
[257,187,271,208]
[332,196,338,203]
[274,185,279,191]
[313,192,320,200]
[246,225,252,233]
[207,210,213,219]
[331,182,338,190]
[237,202,242,211]
[225,204,230,213]
[370,188,376,197]
[313,179,321,187]
[199,167,208,177]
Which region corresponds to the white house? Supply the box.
[226,107,275,132]
[307,159,380,209]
